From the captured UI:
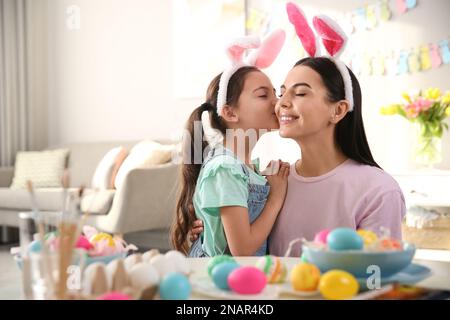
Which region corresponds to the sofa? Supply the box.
[0,140,180,247]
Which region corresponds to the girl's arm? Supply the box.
[221,162,290,256]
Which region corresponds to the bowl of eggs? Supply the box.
[302,228,416,278]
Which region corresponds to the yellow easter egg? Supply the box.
[290,263,321,292]
[357,229,378,246]
[319,270,359,300]
[90,233,115,247]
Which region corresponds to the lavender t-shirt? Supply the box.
[269,159,406,257]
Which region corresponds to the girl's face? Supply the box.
[233,71,279,132]
[275,65,336,140]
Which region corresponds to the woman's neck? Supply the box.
[295,133,348,177]
[223,134,258,166]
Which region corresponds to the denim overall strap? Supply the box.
[241,164,270,256]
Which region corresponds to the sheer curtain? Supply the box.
[0,0,47,167]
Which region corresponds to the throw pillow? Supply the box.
[113,140,174,189]
[10,149,70,189]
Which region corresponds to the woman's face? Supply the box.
[275,65,336,140]
[233,71,279,133]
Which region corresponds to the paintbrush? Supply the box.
[26,180,55,297]
[57,170,78,299]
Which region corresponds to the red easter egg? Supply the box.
[228,266,267,295]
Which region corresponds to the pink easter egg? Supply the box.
[314,229,331,244]
[96,292,131,300]
[76,235,93,250]
[228,266,267,295]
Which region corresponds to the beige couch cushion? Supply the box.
[91,146,128,189]
[114,140,174,189]
[0,188,114,215]
[10,149,69,189]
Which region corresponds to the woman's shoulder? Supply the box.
[345,159,402,193]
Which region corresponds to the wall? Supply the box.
[46,0,175,146]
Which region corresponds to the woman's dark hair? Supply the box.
[294,57,381,169]
[171,66,259,254]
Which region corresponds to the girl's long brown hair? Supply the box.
[171,66,259,254]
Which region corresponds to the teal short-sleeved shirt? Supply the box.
[193,146,266,256]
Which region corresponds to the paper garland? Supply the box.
[245,0,419,36]
[346,38,450,76]
[339,0,418,35]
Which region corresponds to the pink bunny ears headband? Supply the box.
[286,2,354,112]
[216,29,286,116]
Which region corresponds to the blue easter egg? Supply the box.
[159,272,192,300]
[211,262,239,290]
[327,228,363,251]
[28,240,42,253]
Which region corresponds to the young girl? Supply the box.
[190,4,405,256]
[171,32,290,257]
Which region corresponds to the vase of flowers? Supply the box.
[380,88,450,168]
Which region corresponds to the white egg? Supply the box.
[149,254,175,278]
[106,259,128,289]
[124,253,142,272]
[142,249,160,263]
[129,262,160,290]
[164,250,190,275]
[83,262,108,295]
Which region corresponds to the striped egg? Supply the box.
[255,255,287,284]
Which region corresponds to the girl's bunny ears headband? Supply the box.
[216,29,286,116]
[286,2,354,112]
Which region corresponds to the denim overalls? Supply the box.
[188,147,270,257]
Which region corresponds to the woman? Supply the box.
[190,57,406,256]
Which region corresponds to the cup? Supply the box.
[18,211,84,299]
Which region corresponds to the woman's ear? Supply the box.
[220,105,239,123]
[330,100,349,124]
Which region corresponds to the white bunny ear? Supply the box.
[226,36,261,65]
[246,29,286,68]
[312,14,347,58]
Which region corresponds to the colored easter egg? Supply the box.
[300,253,309,263]
[159,272,192,300]
[76,235,93,250]
[90,233,115,247]
[357,229,378,246]
[28,240,42,253]
[319,270,359,300]
[211,262,239,290]
[255,255,287,284]
[290,263,321,291]
[327,228,363,251]
[314,229,331,244]
[228,266,267,295]
[96,292,131,300]
[207,255,235,278]
[379,238,402,251]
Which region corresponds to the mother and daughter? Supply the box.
[171,3,406,257]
